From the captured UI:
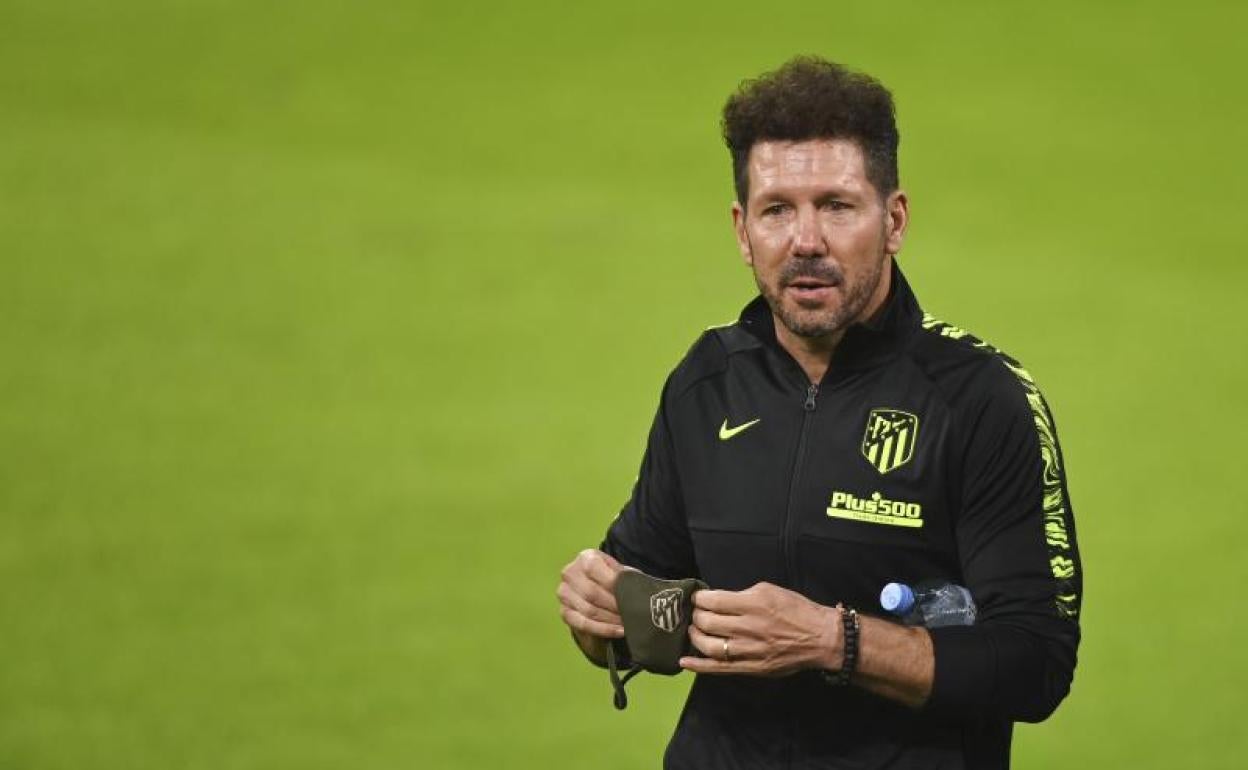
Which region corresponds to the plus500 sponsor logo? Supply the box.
[828,490,922,520]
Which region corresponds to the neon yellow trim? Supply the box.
[920,312,1080,619]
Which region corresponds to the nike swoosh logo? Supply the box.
[719,417,761,441]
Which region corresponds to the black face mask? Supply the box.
[607,570,707,710]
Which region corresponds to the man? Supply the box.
[556,56,1081,769]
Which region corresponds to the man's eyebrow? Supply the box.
[756,194,789,204]
[814,189,859,203]
[751,190,792,205]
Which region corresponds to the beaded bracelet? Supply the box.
[821,603,860,687]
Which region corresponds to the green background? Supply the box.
[2,1,1245,767]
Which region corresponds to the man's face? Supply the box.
[732,139,908,339]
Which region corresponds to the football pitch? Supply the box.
[2,1,1245,767]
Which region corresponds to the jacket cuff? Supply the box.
[925,625,994,715]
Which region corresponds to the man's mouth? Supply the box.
[788,278,834,290]
[784,277,840,306]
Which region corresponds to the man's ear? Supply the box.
[731,201,753,267]
[884,190,909,256]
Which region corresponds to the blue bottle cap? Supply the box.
[880,582,916,615]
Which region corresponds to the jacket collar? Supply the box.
[737,259,922,374]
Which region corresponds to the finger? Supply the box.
[557,581,623,627]
[560,606,625,638]
[577,550,627,592]
[594,549,642,577]
[679,655,731,674]
[687,624,719,658]
[691,624,767,661]
[681,627,768,674]
[597,550,622,570]
[561,565,619,614]
[693,589,750,614]
[679,654,765,675]
[691,608,749,638]
[688,625,737,659]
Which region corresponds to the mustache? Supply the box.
[779,260,844,286]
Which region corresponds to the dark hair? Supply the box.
[721,56,899,206]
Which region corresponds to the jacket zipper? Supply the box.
[780,382,819,586]
[783,382,819,767]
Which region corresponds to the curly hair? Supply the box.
[722,56,899,206]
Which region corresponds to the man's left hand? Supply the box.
[680,582,840,676]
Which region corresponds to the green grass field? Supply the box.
[3,1,1246,767]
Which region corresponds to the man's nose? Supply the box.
[791,206,826,258]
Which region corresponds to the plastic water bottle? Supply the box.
[880,581,977,627]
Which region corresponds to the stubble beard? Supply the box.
[755,250,888,339]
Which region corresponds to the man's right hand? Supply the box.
[557,549,627,663]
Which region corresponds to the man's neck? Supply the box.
[773,324,843,386]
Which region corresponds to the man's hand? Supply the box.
[680,582,840,676]
[557,549,628,663]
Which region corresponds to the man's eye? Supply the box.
[822,200,850,211]
[762,204,788,216]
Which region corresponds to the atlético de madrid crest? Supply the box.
[861,408,919,474]
[649,588,682,633]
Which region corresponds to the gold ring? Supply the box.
[723,637,732,662]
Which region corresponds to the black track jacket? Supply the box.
[601,262,1082,769]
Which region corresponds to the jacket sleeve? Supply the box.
[599,375,698,580]
[924,362,1083,723]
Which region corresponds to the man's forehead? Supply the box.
[748,138,867,191]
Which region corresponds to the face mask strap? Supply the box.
[606,640,642,710]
